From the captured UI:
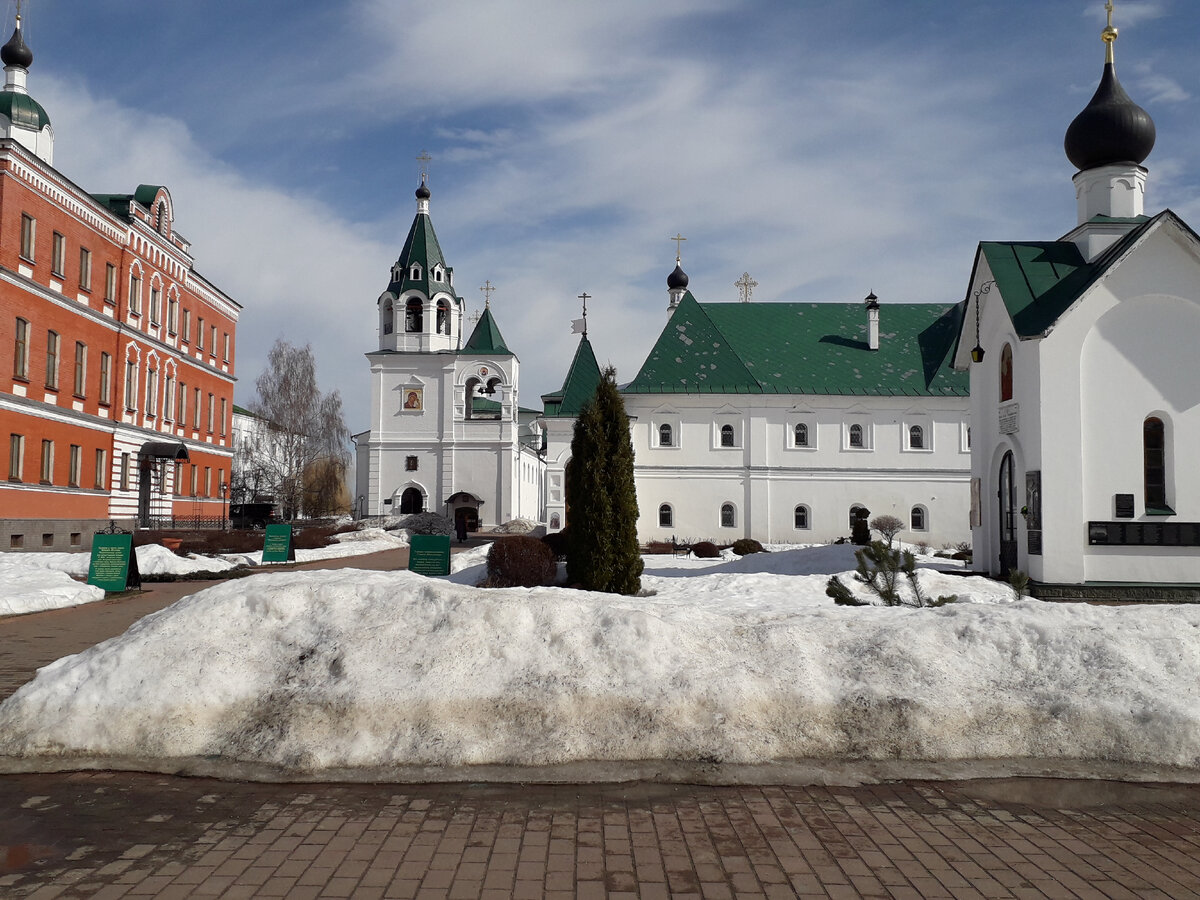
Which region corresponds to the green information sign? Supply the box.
[408,534,451,576]
[262,524,295,563]
[87,534,141,592]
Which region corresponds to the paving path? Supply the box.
[4,546,1200,897]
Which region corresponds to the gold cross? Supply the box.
[670,233,687,261]
[1106,0,1114,29]
[480,280,495,309]
[735,272,758,303]
[416,150,432,182]
[1103,1,1118,61]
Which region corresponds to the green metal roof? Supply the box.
[542,335,602,417]
[462,307,513,356]
[624,293,967,397]
[387,212,458,300]
[0,90,49,130]
[981,214,1155,338]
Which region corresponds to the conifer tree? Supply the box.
[566,367,643,594]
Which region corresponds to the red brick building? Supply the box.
[0,17,240,550]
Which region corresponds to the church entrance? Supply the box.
[446,491,483,534]
[998,451,1018,576]
[454,507,479,534]
[399,487,424,514]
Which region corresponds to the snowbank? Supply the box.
[222,529,409,566]
[3,550,1200,776]
[0,558,105,617]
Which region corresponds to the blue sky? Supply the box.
[14,0,1200,431]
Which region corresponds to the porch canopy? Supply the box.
[444,491,484,505]
[139,441,190,461]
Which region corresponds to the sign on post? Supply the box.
[408,534,451,576]
[87,534,141,592]
[262,524,295,563]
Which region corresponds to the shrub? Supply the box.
[692,541,720,559]
[485,536,557,588]
[731,538,764,556]
[826,540,956,608]
[399,512,453,536]
[870,514,904,546]
[644,540,675,555]
[541,528,569,560]
[1009,569,1031,600]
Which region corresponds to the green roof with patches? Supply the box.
[386,212,458,301]
[0,90,48,130]
[462,307,513,356]
[980,214,1156,338]
[541,335,602,417]
[624,292,967,397]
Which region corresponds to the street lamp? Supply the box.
[219,480,230,530]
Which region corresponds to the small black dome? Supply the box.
[415,181,431,200]
[1,26,32,69]
[1064,63,1155,171]
[667,263,689,290]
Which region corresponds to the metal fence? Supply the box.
[140,516,226,531]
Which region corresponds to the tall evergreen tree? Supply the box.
[566,367,643,594]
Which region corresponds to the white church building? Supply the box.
[354,182,973,546]
[955,11,1200,590]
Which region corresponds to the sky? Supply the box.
[11,0,1200,432]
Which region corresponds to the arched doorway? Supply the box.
[998,451,1017,576]
[399,487,424,514]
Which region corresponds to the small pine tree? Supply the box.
[566,367,643,594]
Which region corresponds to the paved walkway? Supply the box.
[5,546,1200,898]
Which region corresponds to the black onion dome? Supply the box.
[667,263,689,290]
[1065,63,1155,171]
[415,181,431,200]
[1,26,32,69]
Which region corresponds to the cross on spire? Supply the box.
[1103,0,1118,62]
[468,308,483,327]
[670,232,687,262]
[735,272,758,303]
[479,280,496,309]
[416,150,431,184]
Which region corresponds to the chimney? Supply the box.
[865,292,880,351]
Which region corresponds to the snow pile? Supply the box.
[134,545,243,577]
[492,518,539,535]
[3,549,1200,774]
[222,529,410,566]
[0,557,105,617]
[332,527,409,546]
[397,512,453,536]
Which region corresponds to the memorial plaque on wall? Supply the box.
[1024,471,1041,529]
[1027,530,1043,555]
[1088,521,1200,546]
[1114,494,1135,518]
[998,403,1019,435]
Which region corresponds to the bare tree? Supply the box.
[870,514,905,547]
[250,339,349,519]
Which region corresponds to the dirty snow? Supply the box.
[3,545,1199,778]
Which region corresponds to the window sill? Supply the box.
[7,477,21,483]
[1145,506,1176,517]
[13,376,29,384]
[18,255,34,265]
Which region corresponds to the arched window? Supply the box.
[550,513,561,530]
[1000,343,1013,402]
[399,487,424,514]
[849,423,863,448]
[409,264,421,280]
[659,423,673,447]
[1144,417,1168,511]
[405,299,423,333]
[794,423,809,447]
[720,503,736,528]
[436,300,450,335]
[659,504,673,527]
[909,425,924,449]
[464,377,480,419]
[794,505,810,530]
[911,505,926,531]
[720,424,734,447]
[849,504,867,529]
[382,301,394,335]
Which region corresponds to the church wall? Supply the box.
[625,393,970,546]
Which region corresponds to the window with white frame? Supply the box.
[720,502,736,528]
[911,505,927,531]
[73,341,86,397]
[659,503,673,527]
[124,358,137,409]
[9,433,24,481]
[99,352,111,404]
[129,273,142,315]
[79,248,92,291]
[51,231,64,276]
[13,317,29,379]
[45,331,60,390]
[720,424,735,447]
[20,213,35,261]
[848,423,864,448]
[658,423,673,447]
[794,504,810,530]
[794,422,809,447]
[908,424,925,450]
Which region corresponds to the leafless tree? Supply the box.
[251,339,349,519]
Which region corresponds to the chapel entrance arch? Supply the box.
[998,450,1018,576]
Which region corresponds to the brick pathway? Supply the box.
[3,773,1200,898]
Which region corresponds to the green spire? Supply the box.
[542,335,602,417]
[390,208,452,298]
[462,307,512,355]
